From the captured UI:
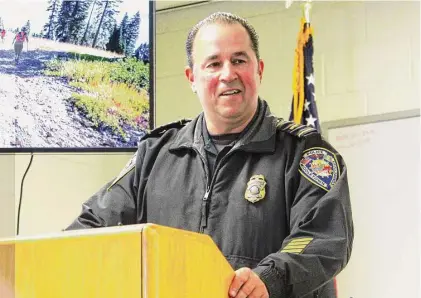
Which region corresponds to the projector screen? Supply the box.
[0,0,155,152]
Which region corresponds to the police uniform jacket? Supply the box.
[67,99,354,298]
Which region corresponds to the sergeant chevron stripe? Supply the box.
[281,237,313,254]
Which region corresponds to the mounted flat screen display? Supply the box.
[0,0,155,152]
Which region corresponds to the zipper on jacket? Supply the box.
[200,187,210,232]
[194,144,242,233]
[198,148,240,232]
[191,147,210,233]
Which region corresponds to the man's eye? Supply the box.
[207,62,220,68]
[233,59,245,64]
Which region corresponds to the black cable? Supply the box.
[16,153,34,236]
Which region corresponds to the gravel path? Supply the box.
[0,38,146,149]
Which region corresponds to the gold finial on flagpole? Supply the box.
[304,0,312,23]
[285,0,312,23]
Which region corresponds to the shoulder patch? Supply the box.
[298,147,340,191]
[276,118,318,138]
[142,119,191,140]
[107,152,137,191]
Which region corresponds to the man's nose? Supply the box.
[219,63,237,82]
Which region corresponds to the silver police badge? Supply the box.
[244,175,266,203]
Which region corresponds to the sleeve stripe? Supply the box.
[280,237,314,254]
[290,237,313,241]
[281,249,303,253]
[284,242,311,246]
[288,238,313,243]
[283,244,308,249]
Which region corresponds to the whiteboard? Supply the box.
[323,111,420,298]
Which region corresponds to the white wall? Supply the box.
[13,153,133,236]
[1,153,133,238]
[327,115,420,297]
[155,1,420,125]
[0,154,15,237]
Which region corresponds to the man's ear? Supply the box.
[185,66,196,93]
[258,59,264,82]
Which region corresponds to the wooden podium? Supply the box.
[0,224,235,298]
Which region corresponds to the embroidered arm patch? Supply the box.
[299,147,340,191]
[281,237,313,254]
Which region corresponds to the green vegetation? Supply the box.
[67,52,115,62]
[45,53,149,138]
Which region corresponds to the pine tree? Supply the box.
[91,0,122,48]
[124,11,140,56]
[134,42,149,63]
[43,0,59,40]
[80,0,97,45]
[104,11,141,56]
[24,20,31,35]
[55,1,73,42]
[55,1,90,44]
[119,13,129,52]
[67,1,90,43]
[105,24,123,53]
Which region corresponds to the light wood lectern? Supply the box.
[0,224,235,298]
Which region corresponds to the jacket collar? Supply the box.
[169,98,279,153]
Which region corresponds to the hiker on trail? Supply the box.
[12,28,29,63]
[0,29,5,43]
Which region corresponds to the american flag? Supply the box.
[289,17,338,297]
[289,19,321,133]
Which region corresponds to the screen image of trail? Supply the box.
[0,0,150,149]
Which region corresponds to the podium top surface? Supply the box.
[0,223,150,244]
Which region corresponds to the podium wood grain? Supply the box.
[142,225,234,297]
[0,243,15,298]
[0,224,234,298]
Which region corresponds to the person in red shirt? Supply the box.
[12,29,29,63]
[0,29,6,43]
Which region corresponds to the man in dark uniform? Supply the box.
[67,12,353,298]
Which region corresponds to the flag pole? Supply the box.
[288,0,321,133]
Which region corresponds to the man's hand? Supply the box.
[229,267,269,298]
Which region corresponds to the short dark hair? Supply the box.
[186,12,260,68]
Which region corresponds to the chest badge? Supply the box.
[245,175,266,203]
